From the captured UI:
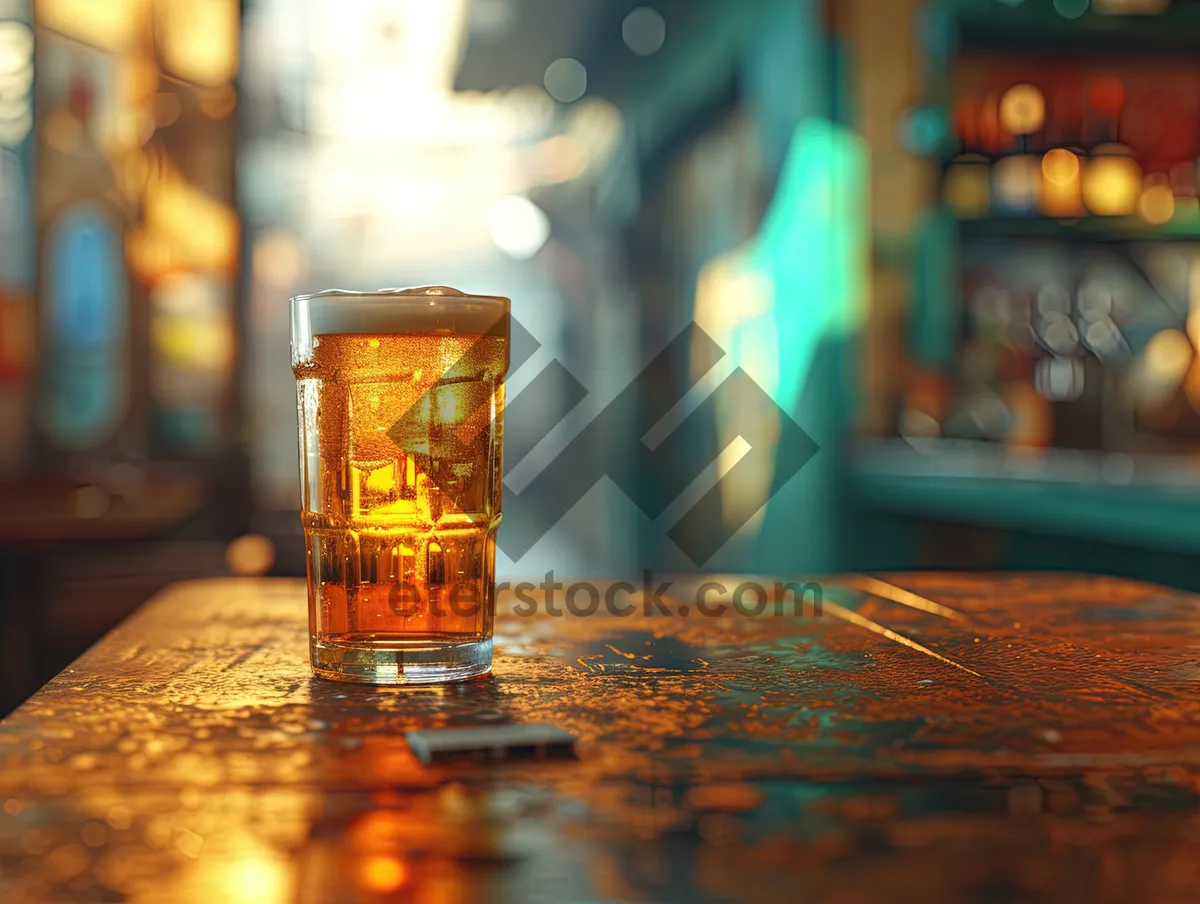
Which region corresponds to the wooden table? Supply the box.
[3,574,1200,903]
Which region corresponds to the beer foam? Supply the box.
[293,286,509,337]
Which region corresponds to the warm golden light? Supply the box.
[1187,310,1200,350]
[145,167,240,272]
[1042,148,1080,186]
[216,857,290,904]
[117,56,159,104]
[1188,255,1200,347]
[36,0,144,52]
[126,227,177,281]
[348,809,422,850]
[150,274,235,372]
[159,0,239,87]
[358,855,409,894]
[1082,146,1141,216]
[999,84,1045,136]
[1040,149,1084,217]
[1138,182,1175,225]
[1146,329,1192,382]
[226,534,275,576]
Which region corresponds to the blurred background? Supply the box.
[4,0,1200,713]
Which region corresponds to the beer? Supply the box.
[291,288,509,683]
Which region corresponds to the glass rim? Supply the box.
[290,286,511,354]
[289,286,510,309]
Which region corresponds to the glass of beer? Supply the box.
[291,286,510,684]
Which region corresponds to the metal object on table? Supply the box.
[405,724,577,764]
[3,573,1200,902]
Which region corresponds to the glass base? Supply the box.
[311,637,493,685]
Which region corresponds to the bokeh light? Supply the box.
[944,154,991,218]
[1146,329,1193,382]
[622,7,666,57]
[1042,149,1080,187]
[1138,181,1175,226]
[226,534,275,576]
[357,855,408,894]
[998,84,1045,136]
[901,106,948,155]
[1041,148,1084,217]
[159,0,239,88]
[1053,0,1090,20]
[992,154,1041,214]
[543,58,587,103]
[215,856,291,904]
[1082,145,1141,216]
[487,195,550,259]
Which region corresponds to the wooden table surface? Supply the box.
[3,574,1200,903]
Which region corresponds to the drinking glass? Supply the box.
[291,286,510,683]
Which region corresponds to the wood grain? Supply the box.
[3,574,1200,903]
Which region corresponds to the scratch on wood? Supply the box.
[822,600,983,678]
[850,576,967,622]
